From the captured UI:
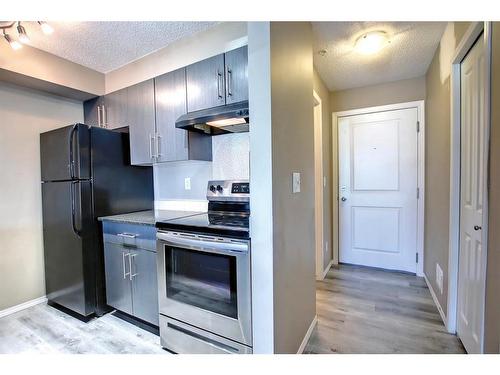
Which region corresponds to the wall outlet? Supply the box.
[436,263,444,294]
[184,177,191,190]
[325,241,329,254]
[292,172,301,193]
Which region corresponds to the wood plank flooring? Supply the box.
[304,264,466,354]
[0,304,165,354]
[0,264,465,354]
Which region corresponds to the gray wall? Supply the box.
[270,21,316,353]
[484,21,500,354]
[330,76,426,112]
[313,70,335,268]
[424,22,470,316]
[0,83,83,311]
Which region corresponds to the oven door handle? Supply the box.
[157,232,249,254]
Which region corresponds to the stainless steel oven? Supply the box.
[157,230,252,354]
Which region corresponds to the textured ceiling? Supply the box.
[15,21,219,73]
[312,22,447,91]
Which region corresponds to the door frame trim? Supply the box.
[333,100,425,276]
[447,22,492,346]
[313,90,326,280]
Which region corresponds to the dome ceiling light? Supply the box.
[355,30,390,55]
[0,21,54,50]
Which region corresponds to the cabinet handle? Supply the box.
[226,66,232,97]
[149,133,155,161]
[129,253,138,280]
[117,233,138,239]
[157,133,162,158]
[217,70,223,99]
[97,105,101,127]
[122,252,130,279]
[102,105,107,128]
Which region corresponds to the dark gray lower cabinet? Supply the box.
[131,249,158,325]
[103,222,158,326]
[103,242,134,316]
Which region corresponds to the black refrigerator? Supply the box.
[40,123,153,319]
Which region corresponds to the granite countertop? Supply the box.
[98,209,203,226]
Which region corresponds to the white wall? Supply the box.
[248,21,275,353]
[153,133,250,207]
[247,21,316,354]
[0,83,83,311]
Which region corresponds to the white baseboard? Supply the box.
[0,296,47,319]
[318,259,334,280]
[297,315,318,354]
[424,275,447,327]
[317,259,334,280]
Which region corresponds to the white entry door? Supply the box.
[457,35,486,354]
[338,107,418,273]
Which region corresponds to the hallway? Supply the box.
[304,264,466,353]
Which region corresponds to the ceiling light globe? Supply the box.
[40,22,54,35]
[355,31,389,55]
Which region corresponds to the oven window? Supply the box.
[166,246,238,319]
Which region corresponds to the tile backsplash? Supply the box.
[212,133,250,180]
[154,133,249,206]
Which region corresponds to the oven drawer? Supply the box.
[103,221,156,251]
[160,315,252,354]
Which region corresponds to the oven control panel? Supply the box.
[231,182,250,194]
[207,180,250,202]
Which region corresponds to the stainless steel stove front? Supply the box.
[157,230,252,353]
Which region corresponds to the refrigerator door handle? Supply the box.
[70,181,82,237]
[69,124,78,179]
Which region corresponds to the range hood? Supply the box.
[175,101,249,135]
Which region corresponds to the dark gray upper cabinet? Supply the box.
[186,54,225,112]
[127,79,156,165]
[103,88,128,129]
[224,46,248,104]
[155,68,212,163]
[155,68,189,162]
[83,96,104,127]
[84,89,128,130]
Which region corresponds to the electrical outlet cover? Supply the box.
[292,172,301,193]
[184,177,191,190]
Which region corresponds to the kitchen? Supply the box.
[2,5,500,371]
[39,44,251,354]
[0,20,257,354]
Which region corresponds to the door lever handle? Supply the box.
[474,225,482,231]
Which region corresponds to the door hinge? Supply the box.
[416,121,420,133]
[417,187,420,199]
[416,253,419,263]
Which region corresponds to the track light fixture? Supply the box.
[3,30,22,50]
[17,22,30,44]
[0,21,54,51]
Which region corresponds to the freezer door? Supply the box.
[42,180,95,316]
[40,124,91,181]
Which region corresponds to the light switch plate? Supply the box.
[292,172,301,193]
[184,177,191,190]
